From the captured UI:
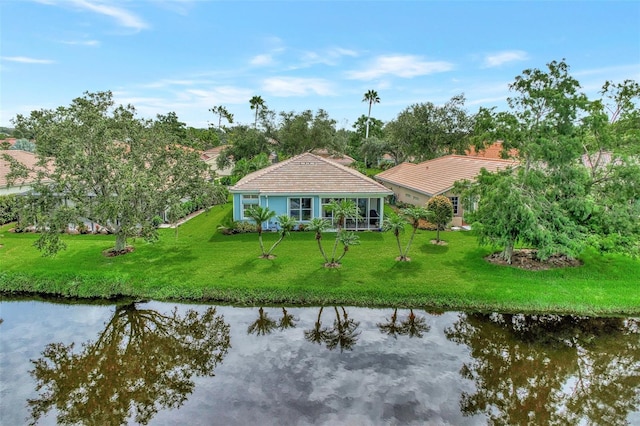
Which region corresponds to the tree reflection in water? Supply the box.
[303,306,360,352]
[28,303,230,426]
[377,308,430,339]
[445,313,640,425]
[247,307,298,336]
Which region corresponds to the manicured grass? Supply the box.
[1,203,639,315]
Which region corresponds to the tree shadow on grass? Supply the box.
[381,259,424,280]
[419,243,450,255]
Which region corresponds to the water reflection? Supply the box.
[300,307,361,352]
[1,302,638,425]
[27,303,230,426]
[445,313,640,425]
[377,308,431,339]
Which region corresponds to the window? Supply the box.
[289,197,312,221]
[241,194,258,219]
[449,196,459,215]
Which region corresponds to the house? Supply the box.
[375,155,516,227]
[0,150,49,196]
[229,152,393,230]
[200,146,234,178]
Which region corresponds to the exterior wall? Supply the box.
[381,183,466,227]
[232,192,388,230]
[0,185,33,196]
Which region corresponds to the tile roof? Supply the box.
[0,150,45,188]
[230,152,393,195]
[375,154,517,196]
[466,141,518,159]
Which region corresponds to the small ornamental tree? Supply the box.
[426,195,454,243]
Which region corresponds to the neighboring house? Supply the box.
[229,152,393,230]
[465,140,518,159]
[0,150,47,196]
[375,155,517,227]
[200,146,234,178]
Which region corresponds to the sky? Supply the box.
[1,0,639,130]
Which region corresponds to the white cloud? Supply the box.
[66,0,149,31]
[61,39,100,46]
[299,47,359,67]
[262,77,335,97]
[483,50,529,68]
[250,54,274,67]
[347,55,454,80]
[1,56,55,64]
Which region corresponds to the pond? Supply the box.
[0,300,639,425]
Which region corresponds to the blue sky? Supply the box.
[1,1,639,129]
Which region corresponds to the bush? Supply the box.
[0,194,20,225]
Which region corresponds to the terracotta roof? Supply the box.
[466,141,518,159]
[230,152,393,195]
[200,146,226,161]
[0,150,49,189]
[375,155,517,196]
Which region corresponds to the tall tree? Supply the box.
[362,90,380,139]
[249,95,266,128]
[385,94,473,161]
[209,105,234,129]
[276,109,337,156]
[9,91,214,256]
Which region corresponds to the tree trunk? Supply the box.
[502,242,514,264]
[114,232,127,252]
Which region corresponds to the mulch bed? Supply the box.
[102,246,135,257]
[485,248,583,271]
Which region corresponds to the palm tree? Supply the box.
[334,231,360,264]
[304,307,330,345]
[362,90,380,139]
[210,105,234,129]
[278,307,297,330]
[400,309,430,338]
[249,95,266,128]
[383,213,409,261]
[325,306,361,352]
[245,205,276,257]
[402,206,432,258]
[247,307,277,335]
[307,217,330,263]
[326,199,361,266]
[264,214,297,258]
[377,308,402,339]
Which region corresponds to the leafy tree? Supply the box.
[28,303,230,426]
[445,313,640,425]
[249,95,266,128]
[245,205,276,257]
[276,109,337,157]
[186,126,220,150]
[230,152,270,181]
[359,135,388,167]
[10,91,214,256]
[216,125,272,170]
[385,94,473,161]
[426,195,453,243]
[154,111,187,141]
[362,90,380,139]
[0,194,20,224]
[209,105,234,129]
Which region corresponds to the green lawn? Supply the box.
[1,202,639,315]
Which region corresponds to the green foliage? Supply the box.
[426,195,454,243]
[385,94,473,162]
[0,194,20,224]
[11,91,213,256]
[276,109,337,156]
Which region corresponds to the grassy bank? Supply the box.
[1,203,639,315]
